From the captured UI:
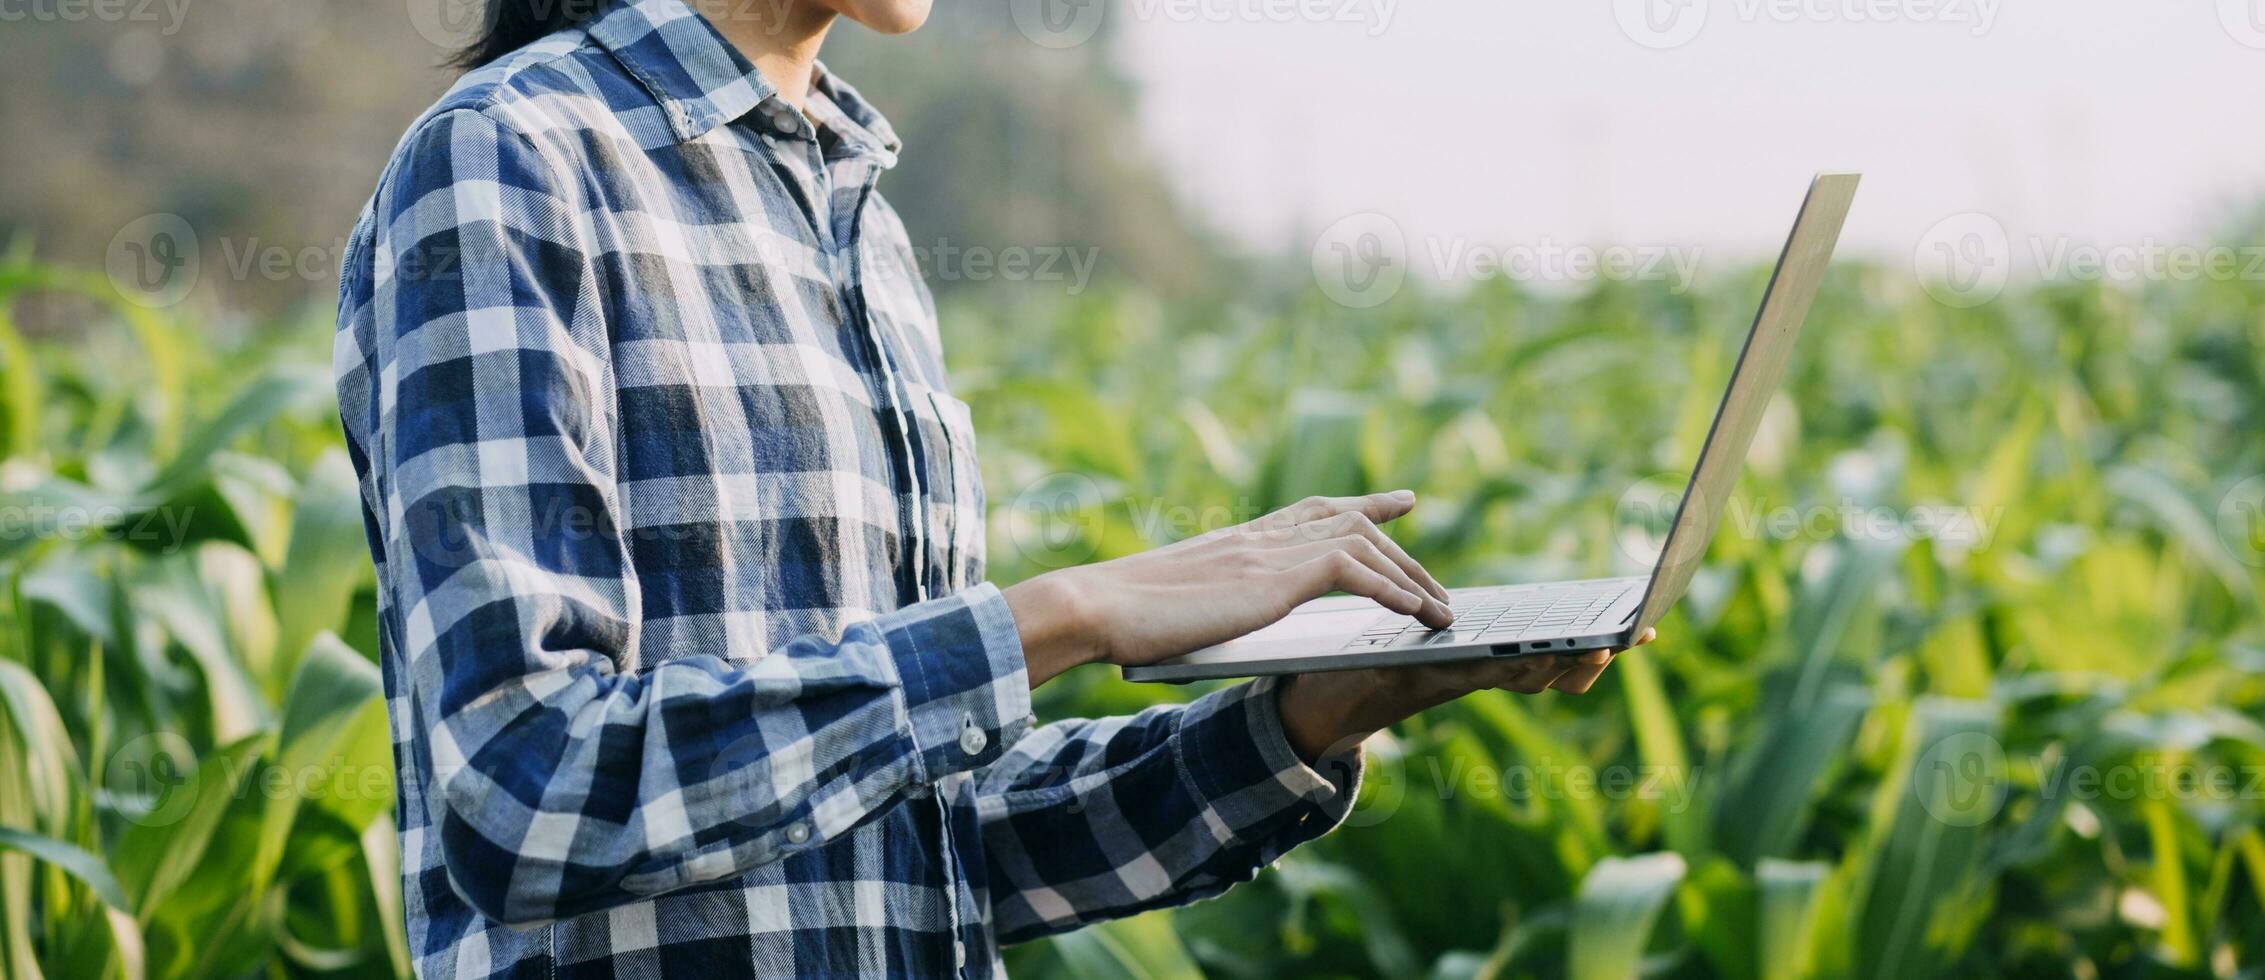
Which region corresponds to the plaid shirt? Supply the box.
[332,1,1359,976]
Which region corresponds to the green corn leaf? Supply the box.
[140,367,328,503]
[0,825,130,912]
[0,304,41,459]
[1616,651,1700,856]
[1849,697,2000,980]
[19,560,115,648]
[1569,852,1686,980]
[2105,465,2259,608]
[1756,859,1831,980]
[1677,856,1756,980]
[1044,913,1205,980]
[2142,798,2199,966]
[362,813,412,980]
[252,633,385,895]
[1255,391,1371,509]
[1712,682,1869,867]
[109,734,268,920]
[0,826,147,980]
[1275,859,1423,979]
[0,659,84,833]
[134,569,269,743]
[270,451,372,688]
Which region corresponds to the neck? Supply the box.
[707,3,838,109]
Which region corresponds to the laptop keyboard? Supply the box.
[1343,578,1640,650]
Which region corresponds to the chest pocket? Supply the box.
[921,390,986,593]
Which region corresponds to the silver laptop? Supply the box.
[1124,172,1859,683]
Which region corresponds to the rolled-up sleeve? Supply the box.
[972,677,1362,944]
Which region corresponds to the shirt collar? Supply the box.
[586,0,901,163]
[806,65,901,167]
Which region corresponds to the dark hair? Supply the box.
[451,0,609,71]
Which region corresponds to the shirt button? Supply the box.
[785,821,810,844]
[958,716,987,756]
[954,939,967,969]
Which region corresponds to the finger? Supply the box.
[1250,490,1417,532]
[1500,657,1578,694]
[1549,648,1617,693]
[1451,654,1573,694]
[1292,550,1429,621]
[1318,511,1451,604]
[1280,535,1452,628]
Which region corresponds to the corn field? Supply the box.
[0,236,2260,978]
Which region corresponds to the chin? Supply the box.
[835,0,932,33]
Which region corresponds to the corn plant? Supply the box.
[967,256,2265,977]
[0,254,400,979]
[2,227,2261,979]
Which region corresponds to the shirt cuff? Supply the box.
[876,582,1034,783]
[1172,676,1364,845]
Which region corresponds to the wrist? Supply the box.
[1277,672,1380,762]
[1003,571,1099,689]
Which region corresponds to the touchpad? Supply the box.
[1255,608,1385,641]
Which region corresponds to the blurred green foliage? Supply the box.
[0,228,2261,980]
[964,237,2265,978]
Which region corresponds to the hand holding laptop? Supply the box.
[1001,486,1645,759]
[1120,173,1859,684]
[1275,626,1656,760]
[1008,173,1853,759]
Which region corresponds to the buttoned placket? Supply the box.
[755,97,980,977]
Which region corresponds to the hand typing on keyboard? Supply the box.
[1003,491,1456,688]
[1349,581,1638,649]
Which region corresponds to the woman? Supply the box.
[335,0,1649,975]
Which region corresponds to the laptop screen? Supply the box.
[1633,173,1860,635]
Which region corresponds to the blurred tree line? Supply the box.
[0,0,1220,317]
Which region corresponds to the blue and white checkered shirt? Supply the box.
[332,1,1358,975]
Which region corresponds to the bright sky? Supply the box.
[1091,0,2265,288]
